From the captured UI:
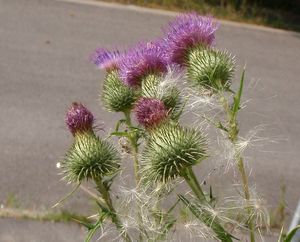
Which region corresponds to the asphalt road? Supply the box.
[0,0,300,241]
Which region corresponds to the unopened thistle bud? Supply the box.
[90,48,122,71]
[135,97,168,129]
[102,70,138,112]
[187,48,235,91]
[141,124,207,183]
[119,41,168,87]
[164,12,218,65]
[66,102,94,136]
[141,74,182,119]
[61,133,120,183]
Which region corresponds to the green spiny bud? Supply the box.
[61,133,120,183]
[102,70,138,112]
[141,124,207,183]
[142,74,182,119]
[187,47,235,91]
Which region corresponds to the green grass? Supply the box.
[0,207,92,225]
[1,193,91,225]
[100,0,300,32]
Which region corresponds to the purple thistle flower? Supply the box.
[66,102,94,136]
[135,97,168,128]
[164,12,218,65]
[90,48,122,71]
[119,41,168,87]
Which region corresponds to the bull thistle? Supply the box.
[54,11,295,242]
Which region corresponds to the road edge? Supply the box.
[56,0,300,36]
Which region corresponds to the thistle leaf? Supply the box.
[283,225,300,242]
[73,218,95,230]
[84,216,105,242]
[179,195,234,242]
[115,119,127,132]
[231,69,245,118]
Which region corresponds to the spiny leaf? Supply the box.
[178,195,234,242]
[115,119,127,132]
[73,218,95,230]
[283,225,300,242]
[231,69,245,117]
[84,216,105,242]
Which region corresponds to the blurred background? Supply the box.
[0,0,300,241]
[103,0,300,31]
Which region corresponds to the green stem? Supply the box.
[94,178,132,242]
[219,95,255,242]
[123,111,144,241]
[181,166,207,204]
[124,111,141,184]
[238,157,255,242]
[181,167,234,242]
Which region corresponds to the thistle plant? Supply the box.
[55,12,297,242]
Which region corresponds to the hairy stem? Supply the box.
[181,167,234,242]
[182,166,207,204]
[95,178,132,242]
[123,111,145,241]
[220,94,255,242]
[124,111,141,184]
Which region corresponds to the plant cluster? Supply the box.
[56,12,299,242]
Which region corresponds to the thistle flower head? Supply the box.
[102,70,138,112]
[66,102,94,136]
[135,97,168,129]
[61,133,120,182]
[164,12,218,65]
[187,48,235,91]
[119,41,168,87]
[141,74,182,120]
[141,124,207,183]
[90,48,122,71]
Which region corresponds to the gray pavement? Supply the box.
[0,218,85,242]
[0,0,300,241]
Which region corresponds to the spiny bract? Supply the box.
[141,124,207,183]
[141,74,182,119]
[102,70,138,112]
[187,47,235,91]
[61,133,120,182]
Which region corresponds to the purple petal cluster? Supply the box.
[90,48,122,71]
[135,97,168,128]
[119,42,168,87]
[164,12,218,65]
[66,102,94,135]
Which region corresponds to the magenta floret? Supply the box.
[119,41,168,87]
[66,102,94,135]
[135,97,168,128]
[90,48,122,71]
[164,12,218,65]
